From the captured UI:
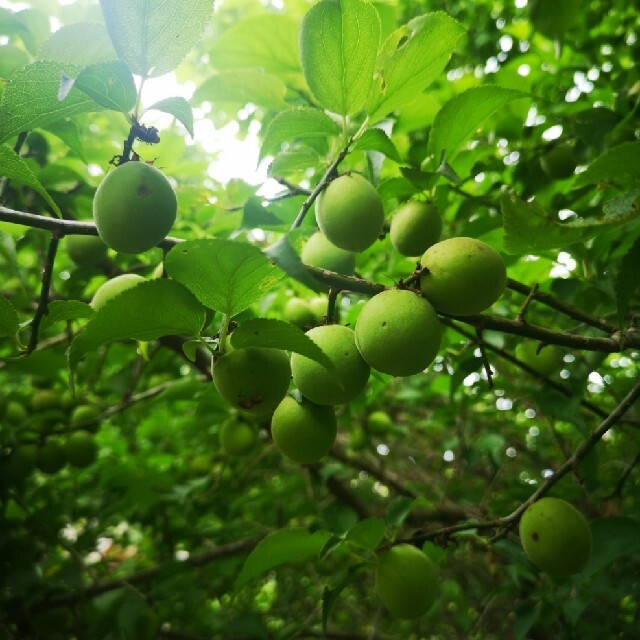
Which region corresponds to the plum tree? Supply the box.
[90,273,146,310]
[420,237,507,316]
[515,341,565,376]
[93,161,177,254]
[271,396,337,464]
[389,201,442,257]
[63,431,98,468]
[519,497,592,578]
[212,347,292,416]
[315,173,385,252]
[375,544,438,619]
[355,289,442,376]
[220,419,257,456]
[301,231,356,276]
[290,325,370,405]
[66,235,108,267]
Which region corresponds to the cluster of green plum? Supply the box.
[1,393,101,483]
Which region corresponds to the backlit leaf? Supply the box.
[0,294,19,338]
[142,96,193,137]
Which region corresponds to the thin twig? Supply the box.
[608,447,640,499]
[516,282,539,322]
[474,327,494,389]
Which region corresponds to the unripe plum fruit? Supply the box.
[66,235,108,267]
[355,289,442,377]
[212,347,291,416]
[4,444,38,482]
[420,237,506,316]
[93,161,177,254]
[390,201,442,257]
[63,431,98,468]
[519,497,592,579]
[301,231,356,276]
[540,144,576,180]
[283,298,316,328]
[375,544,438,619]
[367,410,393,435]
[91,273,146,310]
[515,341,564,376]
[315,173,385,252]
[37,439,67,474]
[271,396,337,464]
[290,325,370,405]
[220,419,257,456]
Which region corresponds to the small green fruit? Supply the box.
[308,296,329,321]
[4,444,38,482]
[271,396,337,464]
[91,273,146,310]
[220,419,257,456]
[283,298,316,328]
[93,161,177,254]
[375,544,438,619]
[291,325,370,405]
[540,144,576,180]
[63,431,98,468]
[420,237,507,316]
[37,439,67,474]
[515,342,564,376]
[212,347,291,416]
[66,235,108,267]
[367,410,393,435]
[315,173,385,252]
[70,404,101,433]
[30,389,63,412]
[390,202,442,257]
[301,231,356,276]
[5,400,28,424]
[519,497,592,579]
[355,289,442,377]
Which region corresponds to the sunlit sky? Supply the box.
[0,0,272,192]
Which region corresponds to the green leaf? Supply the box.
[0,60,97,143]
[71,60,137,112]
[0,144,62,216]
[194,70,288,111]
[428,86,528,168]
[322,563,368,631]
[501,192,637,254]
[68,279,206,372]
[235,528,330,590]
[264,234,324,292]
[581,517,640,578]
[352,128,402,162]
[574,141,640,188]
[38,22,117,66]
[0,294,19,338]
[345,517,386,549]
[386,496,433,529]
[164,239,285,317]
[142,97,194,137]
[99,0,213,78]
[242,197,283,229]
[300,0,380,116]
[42,119,86,163]
[366,12,465,123]
[268,146,320,178]
[39,300,94,333]
[615,236,640,325]
[230,317,336,373]
[208,13,300,76]
[259,108,339,163]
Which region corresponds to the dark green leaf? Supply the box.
[73,60,137,112]
[230,317,335,373]
[142,97,194,137]
[582,517,640,578]
[366,12,465,122]
[40,300,93,333]
[574,141,640,188]
[99,0,213,78]
[164,239,285,317]
[242,197,283,229]
[345,517,386,549]
[322,564,368,631]
[42,119,86,163]
[615,236,640,325]
[235,528,330,590]
[0,294,19,338]
[300,0,380,116]
[0,144,62,216]
[68,279,206,372]
[428,85,528,168]
[260,108,339,163]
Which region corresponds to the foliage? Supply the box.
[0,0,639,639]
